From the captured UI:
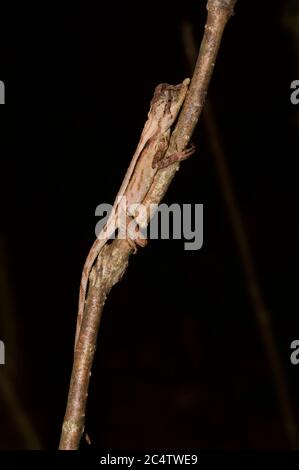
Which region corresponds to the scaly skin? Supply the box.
[75,79,194,350]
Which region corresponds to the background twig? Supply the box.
[0,239,41,449]
[181,18,299,450]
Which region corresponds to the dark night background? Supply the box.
[0,0,299,451]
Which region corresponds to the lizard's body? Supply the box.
[75,78,194,349]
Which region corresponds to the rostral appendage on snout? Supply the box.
[75,78,192,350]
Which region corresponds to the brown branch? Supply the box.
[59,0,237,450]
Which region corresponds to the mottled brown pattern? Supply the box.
[74,79,190,352]
[60,0,237,449]
[156,144,196,170]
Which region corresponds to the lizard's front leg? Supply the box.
[134,143,195,230]
[152,144,195,170]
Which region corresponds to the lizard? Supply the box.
[75,78,195,350]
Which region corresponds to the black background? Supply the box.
[0,0,299,450]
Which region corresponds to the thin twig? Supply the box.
[0,369,41,449]
[0,239,41,449]
[182,19,299,449]
[204,103,299,449]
[59,0,237,450]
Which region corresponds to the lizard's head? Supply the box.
[149,78,190,131]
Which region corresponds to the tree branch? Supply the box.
[59,0,237,450]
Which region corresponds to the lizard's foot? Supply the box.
[153,144,196,170]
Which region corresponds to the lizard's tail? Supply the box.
[74,239,103,350]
